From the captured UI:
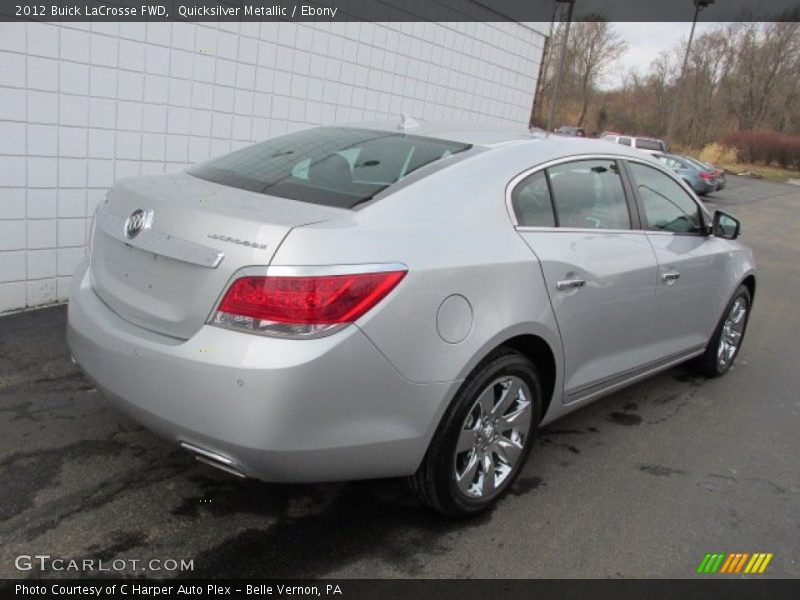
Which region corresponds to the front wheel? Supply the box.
[409,348,541,517]
[694,285,751,378]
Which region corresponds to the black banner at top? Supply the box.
[2,0,800,22]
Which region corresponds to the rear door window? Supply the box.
[188,127,472,209]
[618,137,632,146]
[546,160,631,230]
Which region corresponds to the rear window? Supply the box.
[635,139,665,151]
[187,127,472,208]
[684,156,710,170]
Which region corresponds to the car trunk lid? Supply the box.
[89,172,345,339]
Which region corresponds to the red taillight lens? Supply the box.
[699,171,714,181]
[213,270,406,337]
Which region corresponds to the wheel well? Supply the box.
[502,334,556,422]
[742,275,756,303]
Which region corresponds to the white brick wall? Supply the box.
[0,20,546,313]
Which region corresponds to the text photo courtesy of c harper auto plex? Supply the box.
[0,0,799,598]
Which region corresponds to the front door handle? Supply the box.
[557,278,586,291]
[661,271,681,282]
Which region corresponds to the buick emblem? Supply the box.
[124,209,151,239]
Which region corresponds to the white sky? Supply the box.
[598,22,720,89]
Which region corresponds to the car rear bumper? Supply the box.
[692,179,716,194]
[67,261,454,482]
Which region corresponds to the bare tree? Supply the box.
[679,28,733,145]
[569,20,627,127]
[533,19,800,146]
[724,21,800,131]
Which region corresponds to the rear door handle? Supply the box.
[557,278,586,291]
[661,271,681,282]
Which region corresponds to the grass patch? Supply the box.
[719,162,800,183]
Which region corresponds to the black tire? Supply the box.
[693,285,751,378]
[409,347,542,517]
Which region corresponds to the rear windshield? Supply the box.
[635,139,665,151]
[187,127,472,209]
[684,156,710,170]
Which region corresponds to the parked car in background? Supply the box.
[601,134,667,155]
[600,133,632,146]
[684,156,726,190]
[653,153,720,196]
[68,123,755,516]
[555,126,586,137]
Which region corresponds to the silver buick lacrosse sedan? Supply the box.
[68,122,755,516]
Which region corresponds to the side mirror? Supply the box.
[713,210,740,240]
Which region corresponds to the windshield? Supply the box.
[188,127,472,209]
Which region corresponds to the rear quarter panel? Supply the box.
[270,146,565,391]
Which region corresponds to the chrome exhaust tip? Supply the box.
[180,442,246,479]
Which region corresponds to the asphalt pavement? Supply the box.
[0,175,798,579]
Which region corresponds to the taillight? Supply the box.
[212,268,407,338]
[699,171,714,181]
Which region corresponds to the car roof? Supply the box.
[499,135,661,162]
[332,121,672,211]
[337,120,657,158]
[342,119,537,146]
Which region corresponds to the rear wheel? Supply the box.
[409,348,541,517]
[694,285,751,378]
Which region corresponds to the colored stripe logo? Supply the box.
[697,553,773,574]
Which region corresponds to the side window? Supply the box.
[547,160,631,230]
[618,137,632,146]
[511,171,556,227]
[627,162,704,234]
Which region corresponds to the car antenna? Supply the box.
[398,113,420,131]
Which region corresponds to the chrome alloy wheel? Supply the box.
[453,375,532,499]
[718,297,747,370]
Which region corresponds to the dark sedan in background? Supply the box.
[554,126,586,137]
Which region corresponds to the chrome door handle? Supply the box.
[661,271,681,282]
[557,278,586,291]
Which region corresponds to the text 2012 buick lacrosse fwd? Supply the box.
[68,123,755,516]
